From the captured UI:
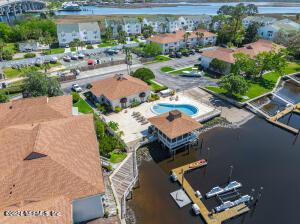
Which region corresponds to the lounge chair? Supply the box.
[141,120,149,125]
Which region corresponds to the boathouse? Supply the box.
[148,110,203,151]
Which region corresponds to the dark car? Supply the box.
[175,52,182,58]
[190,49,196,55]
[182,51,190,57]
[169,52,176,58]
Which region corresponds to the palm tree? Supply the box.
[195,31,204,45]
[125,48,132,74]
[183,32,191,48]
[39,32,55,54]
[69,38,85,51]
[160,23,168,33]
[0,39,5,61]
[41,62,51,74]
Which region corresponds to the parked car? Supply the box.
[72,83,83,92]
[182,51,190,57]
[50,56,58,64]
[71,54,78,60]
[65,44,69,48]
[63,56,71,62]
[190,49,196,55]
[195,48,203,53]
[78,53,85,59]
[175,52,182,58]
[169,52,176,58]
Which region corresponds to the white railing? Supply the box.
[158,133,197,149]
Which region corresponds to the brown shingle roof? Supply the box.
[201,39,284,64]
[148,110,203,139]
[0,196,71,224]
[90,74,150,101]
[0,97,104,224]
[148,29,217,44]
[0,96,72,129]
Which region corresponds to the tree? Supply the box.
[220,73,248,95]
[183,32,191,48]
[132,67,155,82]
[108,121,119,131]
[39,32,55,53]
[142,24,154,38]
[124,47,132,74]
[0,92,9,103]
[195,31,204,44]
[143,42,162,57]
[243,22,260,44]
[117,30,127,44]
[232,53,259,78]
[69,38,85,51]
[209,58,230,75]
[0,22,12,42]
[105,26,113,40]
[23,73,63,97]
[274,31,300,60]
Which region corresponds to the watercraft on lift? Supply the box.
[170,171,178,182]
[214,194,251,213]
[206,181,242,198]
[192,203,200,215]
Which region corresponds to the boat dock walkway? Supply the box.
[172,161,250,224]
[267,103,300,134]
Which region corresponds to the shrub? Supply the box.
[86,45,94,49]
[70,47,76,52]
[86,83,93,89]
[114,106,122,113]
[130,101,141,108]
[24,53,36,58]
[132,67,155,82]
[71,92,80,103]
[148,93,160,102]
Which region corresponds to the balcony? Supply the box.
[157,132,198,150]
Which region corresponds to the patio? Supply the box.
[104,92,215,145]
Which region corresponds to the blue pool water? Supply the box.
[152,103,198,116]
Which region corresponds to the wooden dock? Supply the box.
[172,161,250,224]
[268,103,300,134]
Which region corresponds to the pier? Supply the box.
[171,161,250,224]
[267,103,300,134]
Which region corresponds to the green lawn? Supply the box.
[169,66,195,75]
[160,66,175,73]
[206,62,300,102]
[3,66,39,79]
[109,152,127,164]
[73,97,94,114]
[4,43,16,53]
[147,79,168,92]
[43,48,65,55]
[145,55,171,64]
[98,40,117,48]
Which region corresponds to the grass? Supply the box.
[109,152,127,164]
[147,79,168,92]
[3,66,39,79]
[160,66,175,73]
[4,43,16,53]
[73,96,94,114]
[3,62,62,79]
[98,40,117,48]
[206,62,300,102]
[169,66,195,75]
[43,48,65,55]
[70,47,76,52]
[145,55,171,64]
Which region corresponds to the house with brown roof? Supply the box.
[90,74,151,110]
[148,110,203,151]
[200,39,284,74]
[148,29,217,54]
[0,96,106,224]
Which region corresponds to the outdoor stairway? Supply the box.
[110,150,138,219]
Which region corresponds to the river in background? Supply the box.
[56,2,300,16]
[128,116,300,224]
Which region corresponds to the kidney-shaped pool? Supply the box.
[151,103,199,116]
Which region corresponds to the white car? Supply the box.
[72,84,82,92]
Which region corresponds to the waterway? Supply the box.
[56,2,300,16]
[128,116,300,224]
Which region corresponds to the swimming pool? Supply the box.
[151,103,199,116]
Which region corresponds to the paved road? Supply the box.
[144,52,217,90]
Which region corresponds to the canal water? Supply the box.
[128,117,300,224]
[56,2,300,16]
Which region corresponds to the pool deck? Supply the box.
[104,92,215,145]
[171,161,250,224]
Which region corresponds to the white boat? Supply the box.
[233,195,251,206]
[214,201,235,213]
[192,203,200,215]
[170,172,177,182]
[223,181,242,192]
[206,186,224,198]
[60,2,81,11]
